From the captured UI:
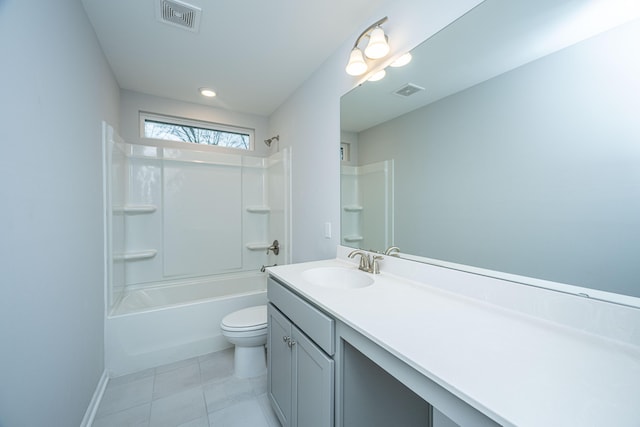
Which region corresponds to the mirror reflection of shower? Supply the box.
[341,160,394,251]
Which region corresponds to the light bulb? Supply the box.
[199,88,216,97]
[346,48,368,76]
[364,27,390,59]
[368,69,386,82]
[390,52,412,67]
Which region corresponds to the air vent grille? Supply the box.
[156,0,201,32]
[394,83,425,97]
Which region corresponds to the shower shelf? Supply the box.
[246,242,271,251]
[246,206,271,213]
[113,250,158,261]
[343,205,363,212]
[343,235,364,242]
[113,205,157,215]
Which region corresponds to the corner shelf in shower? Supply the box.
[246,206,271,213]
[343,205,363,212]
[113,249,158,261]
[113,204,157,215]
[343,235,364,242]
[246,242,271,251]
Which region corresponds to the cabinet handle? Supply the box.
[282,335,296,348]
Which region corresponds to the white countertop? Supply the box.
[267,255,640,427]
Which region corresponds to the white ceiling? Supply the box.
[81,0,385,116]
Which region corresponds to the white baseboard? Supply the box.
[80,370,109,427]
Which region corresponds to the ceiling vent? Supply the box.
[393,83,425,98]
[156,0,202,32]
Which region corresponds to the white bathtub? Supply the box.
[105,272,267,376]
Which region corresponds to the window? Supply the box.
[141,113,253,151]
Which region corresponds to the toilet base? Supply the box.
[234,345,266,378]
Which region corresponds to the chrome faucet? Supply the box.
[348,250,383,274]
[348,250,370,271]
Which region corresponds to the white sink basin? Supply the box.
[301,267,374,289]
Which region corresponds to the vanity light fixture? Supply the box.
[390,52,412,67]
[345,17,390,76]
[199,87,216,97]
[368,69,386,82]
[364,26,390,59]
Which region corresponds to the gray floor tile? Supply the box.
[175,416,210,427]
[96,349,281,427]
[153,362,201,399]
[93,403,150,427]
[249,374,267,396]
[208,398,269,427]
[203,376,253,413]
[97,375,154,417]
[257,393,281,427]
[199,349,234,383]
[108,368,155,387]
[149,387,207,427]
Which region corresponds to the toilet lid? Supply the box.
[221,305,267,331]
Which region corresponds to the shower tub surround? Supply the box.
[103,124,289,375]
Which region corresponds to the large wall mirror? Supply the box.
[340,0,640,304]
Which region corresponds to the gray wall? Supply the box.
[356,20,640,296]
[0,0,120,425]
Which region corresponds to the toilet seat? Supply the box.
[221,305,267,332]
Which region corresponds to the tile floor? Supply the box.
[93,348,281,427]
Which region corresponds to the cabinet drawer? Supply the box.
[268,276,335,355]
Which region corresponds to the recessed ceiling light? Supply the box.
[199,88,216,97]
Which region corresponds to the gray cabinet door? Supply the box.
[269,302,335,427]
[292,325,335,427]
[268,304,293,427]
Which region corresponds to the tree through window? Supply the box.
[141,113,252,150]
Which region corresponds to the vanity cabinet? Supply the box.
[267,277,335,427]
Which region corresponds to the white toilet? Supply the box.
[220,305,268,378]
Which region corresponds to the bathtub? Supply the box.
[105,272,267,376]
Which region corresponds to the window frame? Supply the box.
[139,112,255,152]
